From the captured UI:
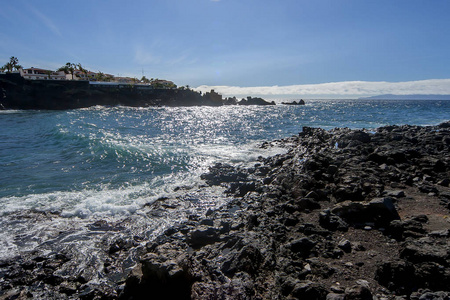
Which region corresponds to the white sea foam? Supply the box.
[1,173,201,218]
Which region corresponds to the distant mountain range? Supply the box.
[360,94,450,100]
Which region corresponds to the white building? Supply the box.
[71,70,98,81]
[21,68,66,80]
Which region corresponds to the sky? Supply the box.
[1,0,450,99]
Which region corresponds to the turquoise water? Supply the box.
[0,99,449,276]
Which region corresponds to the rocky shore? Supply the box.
[1,122,449,299]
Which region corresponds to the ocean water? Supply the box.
[0,99,449,283]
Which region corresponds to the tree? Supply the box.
[57,65,68,77]
[141,76,150,83]
[58,62,76,80]
[95,71,105,81]
[2,57,21,73]
[76,63,89,80]
[10,57,18,69]
[2,62,13,73]
[67,63,76,80]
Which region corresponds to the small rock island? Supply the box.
[282,99,305,105]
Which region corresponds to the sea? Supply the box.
[1,99,449,284]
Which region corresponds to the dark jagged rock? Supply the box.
[281,99,305,105]
[329,197,400,228]
[200,163,249,186]
[2,122,449,299]
[238,96,276,106]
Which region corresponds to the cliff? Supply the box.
[0,74,275,110]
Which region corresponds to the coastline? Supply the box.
[0,74,275,110]
[1,122,449,299]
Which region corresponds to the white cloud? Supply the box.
[194,79,450,99]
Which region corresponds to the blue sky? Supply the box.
[1,0,450,98]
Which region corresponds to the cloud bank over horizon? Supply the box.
[195,79,450,99]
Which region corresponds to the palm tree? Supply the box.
[2,57,20,73]
[66,63,76,80]
[2,62,13,73]
[58,63,76,80]
[10,57,18,69]
[95,71,105,81]
[76,63,89,81]
[58,62,76,80]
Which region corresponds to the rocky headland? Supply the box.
[0,74,275,110]
[1,122,449,299]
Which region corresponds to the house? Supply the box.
[72,70,98,81]
[21,67,66,80]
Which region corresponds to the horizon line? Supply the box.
[194,79,450,99]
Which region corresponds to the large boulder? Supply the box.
[330,197,400,227]
[120,242,193,300]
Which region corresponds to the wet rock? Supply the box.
[237,181,257,196]
[186,226,221,248]
[120,243,192,300]
[335,130,371,149]
[201,163,248,186]
[222,244,263,276]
